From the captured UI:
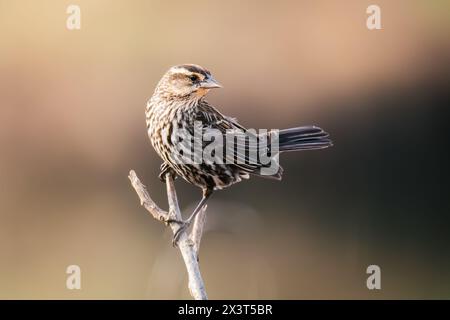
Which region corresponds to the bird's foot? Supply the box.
[158,163,177,182]
[164,217,183,226]
[163,218,190,247]
[171,220,192,247]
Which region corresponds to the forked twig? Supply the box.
[128,170,207,300]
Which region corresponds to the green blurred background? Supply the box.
[0,0,449,299]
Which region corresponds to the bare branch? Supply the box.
[128,170,208,300]
[128,170,168,222]
[191,204,207,256]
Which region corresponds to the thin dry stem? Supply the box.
[128,170,207,300]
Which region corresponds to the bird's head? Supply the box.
[156,64,222,99]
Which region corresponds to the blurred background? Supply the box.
[0,0,449,299]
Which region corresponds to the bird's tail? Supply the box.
[247,125,331,180]
[278,126,332,152]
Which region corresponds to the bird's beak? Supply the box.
[200,76,222,89]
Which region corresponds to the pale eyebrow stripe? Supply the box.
[173,69,206,80]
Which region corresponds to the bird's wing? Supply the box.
[196,103,246,131]
[195,103,260,172]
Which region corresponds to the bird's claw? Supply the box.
[163,218,190,247]
[172,220,191,247]
[163,217,183,226]
[159,163,177,182]
[158,171,167,182]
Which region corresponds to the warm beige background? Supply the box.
[0,0,449,299]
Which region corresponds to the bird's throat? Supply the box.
[195,88,210,98]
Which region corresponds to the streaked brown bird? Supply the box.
[146,64,332,244]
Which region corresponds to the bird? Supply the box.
[145,64,332,245]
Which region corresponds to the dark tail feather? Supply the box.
[278,126,332,152]
[249,126,331,181]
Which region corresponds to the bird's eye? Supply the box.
[189,74,199,82]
